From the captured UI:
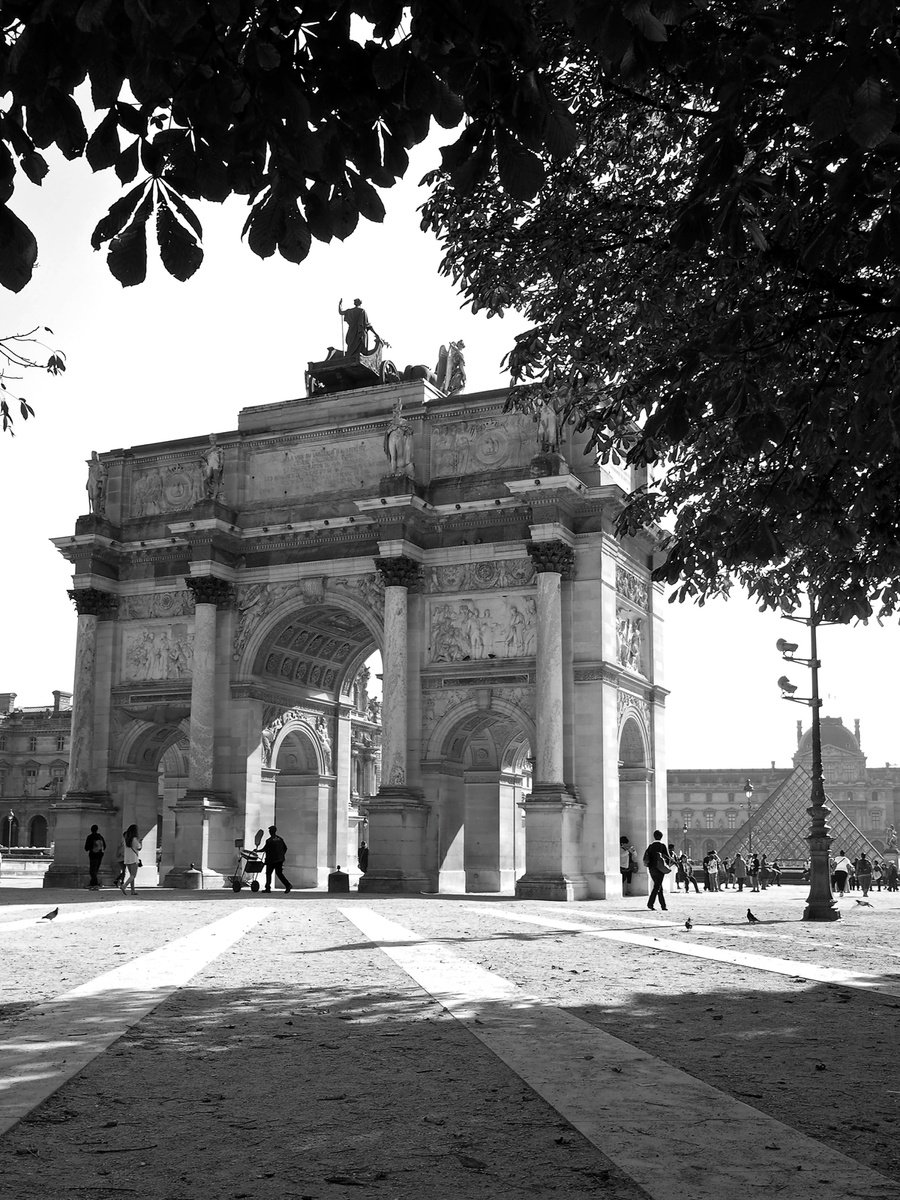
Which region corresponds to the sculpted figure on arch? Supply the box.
[200,433,224,500]
[86,451,107,515]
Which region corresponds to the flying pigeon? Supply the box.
[41,907,59,921]
[855,899,874,907]
[685,916,693,930]
[746,909,760,924]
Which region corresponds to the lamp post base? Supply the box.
[802,826,840,922]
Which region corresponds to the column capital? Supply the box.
[185,576,234,607]
[68,588,118,618]
[527,540,575,579]
[374,555,422,590]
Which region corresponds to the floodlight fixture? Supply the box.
[776,638,799,655]
[777,675,797,694]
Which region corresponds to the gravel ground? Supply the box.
[0,884,897,1199]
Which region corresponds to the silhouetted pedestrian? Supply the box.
[733,852,748,892]
[358,840,369,873]
[83,825,106,890]
[643,830,672,912]
[262,825,292,893]
[857,852,872,897]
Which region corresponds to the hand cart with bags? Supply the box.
[230,829,266,892]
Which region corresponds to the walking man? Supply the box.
[643,830,672,912]
[262,825,293,893]
[83,824,106,890]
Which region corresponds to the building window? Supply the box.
[28,736,37,753]
[872,791,879,804]
[727,810,737,829]
[0,736,6,751]
[56,736,66,752]
[24,768,38,797]
[682,810,693,826]
[871,810,883,829]
[705,811,715,829]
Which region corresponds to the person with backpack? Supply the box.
[83,824,106,890]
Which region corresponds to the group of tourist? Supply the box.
[826,850,898,896]
[619,833,898,905]
[674,850,783,894]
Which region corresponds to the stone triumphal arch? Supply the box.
[49,337,666,899]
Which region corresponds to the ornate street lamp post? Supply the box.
[777,596,840,922]
[6,810,14,849]
[682,821,688,857]
[743,780,754,856]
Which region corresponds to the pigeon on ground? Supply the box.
[747,909,760,924]
[41,907,59,921]
[855,899,874,907]
[685,916,693,930]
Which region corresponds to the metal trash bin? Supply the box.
[184,861,203,890]
[327,866,350,893]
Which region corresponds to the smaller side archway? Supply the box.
[618,711,652,896]
[269,718,336,889]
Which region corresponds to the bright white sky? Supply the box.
[2,133,898,771]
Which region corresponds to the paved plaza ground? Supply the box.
[1,881,898,1200]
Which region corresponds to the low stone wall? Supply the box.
[0,853,53,879]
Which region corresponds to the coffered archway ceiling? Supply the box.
[253,604,375,691]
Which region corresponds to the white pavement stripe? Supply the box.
[544,907,799,942]
[342,907,895,1200]
[0,904,133,932]
[0,905,273,1136]
[462,907,900,998]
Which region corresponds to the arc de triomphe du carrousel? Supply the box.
[49,307,666,900]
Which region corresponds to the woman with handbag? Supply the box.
[642,830,672,912]
[119,823,142,896]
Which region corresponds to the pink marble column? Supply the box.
[358,556,428,894]
[516,540,587,901]
[44,588,117,889]
[165,576,233,888]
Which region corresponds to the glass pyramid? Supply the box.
[716,764,882,865]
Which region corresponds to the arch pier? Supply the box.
[50,371,666,897]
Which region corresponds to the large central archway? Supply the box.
[423,699,533,894]
[240,593,383,887]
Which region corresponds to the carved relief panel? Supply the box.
[429,595,536,662]
[122,624,194,681]
[616,564,650,609]
[431,413,534,477]
[615,563,651,677]
[615,610,645,675]
[119,591,194,620]
[130,462,203,516]
[427,559,534,593]
[247,438,385,503]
